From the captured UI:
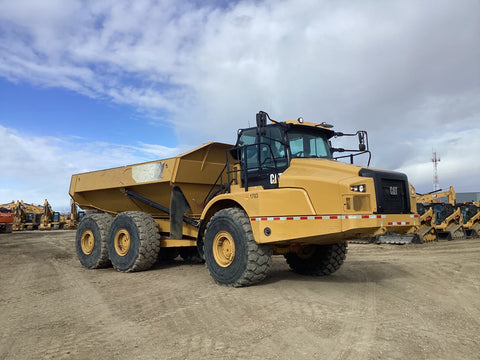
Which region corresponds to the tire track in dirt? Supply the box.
[2,233,480,360]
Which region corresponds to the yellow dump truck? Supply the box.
[70,111,418,287]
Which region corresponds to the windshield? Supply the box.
[287,128,332,159]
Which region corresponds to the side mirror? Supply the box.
[358,132,366,151]
[256,111,267,136]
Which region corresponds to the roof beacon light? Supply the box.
[297,117,304,123]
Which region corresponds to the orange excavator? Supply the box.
[0,204,14,233]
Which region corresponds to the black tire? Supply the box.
[285,243,347,276]
[75,213,113,269]
[107,211,160,272]
[204,208,272,287]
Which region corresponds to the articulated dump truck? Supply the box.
[70,111,418,287]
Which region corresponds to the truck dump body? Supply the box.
[69,142,233,218]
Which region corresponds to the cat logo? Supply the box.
[270,173,278,185]
[389,186,398,196]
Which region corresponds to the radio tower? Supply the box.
[432,151,440,191]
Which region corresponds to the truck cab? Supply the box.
[232,117,335,190]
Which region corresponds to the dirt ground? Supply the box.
[0,231,479,360]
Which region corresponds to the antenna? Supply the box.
[432,151,440,191]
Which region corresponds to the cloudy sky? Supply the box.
[0,0,479,211]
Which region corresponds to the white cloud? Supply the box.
[0,0,479,201]
[0,125,181,209]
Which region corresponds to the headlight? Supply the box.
[350,184,366,192]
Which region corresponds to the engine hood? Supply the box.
[279,158,369,214]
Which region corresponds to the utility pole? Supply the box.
[432,151,440,191]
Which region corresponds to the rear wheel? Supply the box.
[76,213,113,269]
[107,211,160,272]
[204,208,272,287]
[285,243,347,276]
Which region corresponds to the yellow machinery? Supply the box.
[65,199,85,230]
[416,186,466,241]
[458,201,480,238]
[11,201,44,230]
[11,201,25,231]
[39,199,65,230]
[412,203,437,242]
[1,201,45,230]
[416,186,456,204]
[70,111,419,287]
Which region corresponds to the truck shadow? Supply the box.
[263,259,413,285]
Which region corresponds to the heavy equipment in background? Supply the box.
[24,202,44,230]
[11,201,25,231]
[65,199,85,230]
[416,186,466,241]
[70,111,418,287]
[0,207,14,233]
[39,199,65,230]
[458,202,480,238]
[414,202,437,243]
[416,186,456,204]
[9,201,44,230]
[0,201,23,231]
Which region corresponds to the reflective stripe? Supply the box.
[250,214,388,222]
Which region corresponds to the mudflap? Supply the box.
[376,233,422,245]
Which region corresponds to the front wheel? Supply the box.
[204,208,272,287]
[285,243,347,276]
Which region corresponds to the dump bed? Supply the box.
[69,142,233,217]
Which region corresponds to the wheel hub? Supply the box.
[80,230,95,255]
[213,231,235,267]
[114,229,131,257]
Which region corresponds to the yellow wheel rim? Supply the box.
[80,230,95,255]
[114,229,131,257]
[213,231,235,267]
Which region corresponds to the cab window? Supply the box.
[287,129,332,159]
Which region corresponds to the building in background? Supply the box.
[456,192,480,203]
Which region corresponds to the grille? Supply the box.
[380,179,408,214]
[359,168,411,214]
